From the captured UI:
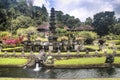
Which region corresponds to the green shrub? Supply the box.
[107,40,120,45]
[77,31,98,44]
[17,26,38,36]
[0,31,11,40]
[83,45,99,51]
[2,47,23,52]
[103,34,120,40]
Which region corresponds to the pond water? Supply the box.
[0,67,120,79]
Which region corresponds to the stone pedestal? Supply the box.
[64,45,67,51]
[13,50,16,55]
[77,50,80,54]
[49,45,53,51]
[75,44,79,50]
[57,49,61,55]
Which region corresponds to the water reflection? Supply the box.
[96,68,116,78]
[0,67,120,79]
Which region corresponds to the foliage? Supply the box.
[17,26,37,36]
[93,11,115,36]
[17,26,39,41]
[77,31,98,44]
[0,31,11,40]
[77,31,98,39]
[11,15,34,33]
[0,0,48,32]
[110,23,120,35]
[2,47,23,52]
[107,40,120,45]
[84,45,99,51]
[2,36,24,47]
[55,11,81,29]
[0,58,28,65]
[58,36,68,41]
[36,37,48,42]
[103,34,120,40]
[114,57,120,64]
[56,28,67,36]
[85,17,93,26]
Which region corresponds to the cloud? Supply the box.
[54,0,115,21]
[33,0,45,7]
[34,0,120,21]
[33,0,51,13]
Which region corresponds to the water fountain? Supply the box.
[33,59,42,71]
[34,63,42,71]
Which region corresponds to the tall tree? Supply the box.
[41,5,48,22]
[117,18,120,23]
[93,11,115,36]
[110,23,120,35]
[0,0,17,31]
[85,17,92,26]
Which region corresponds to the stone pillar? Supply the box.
[30,50,33,55]
[67,50,70,55]
[113,50,116,55]
[77,49,80,55]
[104,50,107,55]
[86,50,89,54]
[4,51,7,57]
[95,50,98,55]
[21,50,25,57]
[49,43,53,51]
[64,45,67,51]
[57,49,61,55]
[13,50,16,56]
[74,44,79,51]
[48,50,52,54]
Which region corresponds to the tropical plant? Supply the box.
[77,31,98,44]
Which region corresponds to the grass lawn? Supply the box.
[107,40,120,44]
[1,47,23,51]
[54,57,106,65]
[0,78,19,80]
[0,51,39,55]
[54,57,120,65]
[0,58,28,65]
[84,45,99,50]
[114,57,120,64]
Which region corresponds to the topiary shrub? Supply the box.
[85,38,94,44]
[0,31,11,41]
[2,47,23,52]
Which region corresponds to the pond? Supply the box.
[0,67,120,79]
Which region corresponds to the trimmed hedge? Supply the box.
[2,47,23,52]
[0,58,28,65]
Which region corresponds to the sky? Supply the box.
[33,0,120,22]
